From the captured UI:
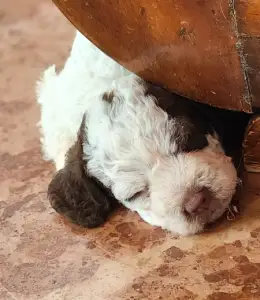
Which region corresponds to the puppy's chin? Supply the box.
[140,149,238,236]
[137,209,205,236]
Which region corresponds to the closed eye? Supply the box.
[127,187,149,201]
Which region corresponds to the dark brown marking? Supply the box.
[102,90,115,103]
[48,115,118,228]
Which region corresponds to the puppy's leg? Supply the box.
[48,116,117,228]
[48,167,117,228]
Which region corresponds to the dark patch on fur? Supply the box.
[145,83,211,152]
[145,82,250,168]
[48,115,118,228]
[169,115,209,152]
[102,91,115,103]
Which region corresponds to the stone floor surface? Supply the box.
[1,1,260,299]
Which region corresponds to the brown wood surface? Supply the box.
[242,38,260,108]
[236,0,260,108]
[243,116,260,172]
[236,0,260,35]
[53,0,260,112]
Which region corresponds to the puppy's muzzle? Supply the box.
[184,188,211,216]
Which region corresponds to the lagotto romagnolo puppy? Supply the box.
[37,31,247,236]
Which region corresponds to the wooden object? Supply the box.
[53,0,260,172]
[243,116,260,173]
[53,0,260,112]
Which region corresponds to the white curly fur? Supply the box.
[37,31,238,236]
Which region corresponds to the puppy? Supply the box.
[37,31,246,236]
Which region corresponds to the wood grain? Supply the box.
[235,1,260,108]
[243,116,260,173]
[53,0,251,112]
[242,38,260,108]
[236,0,260,36]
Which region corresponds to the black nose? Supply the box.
[184,189,208,215]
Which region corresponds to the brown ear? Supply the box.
[48,116,117,228]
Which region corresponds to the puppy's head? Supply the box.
[48,116,117,228]
[146,147,237,236]
[122,82,238,236]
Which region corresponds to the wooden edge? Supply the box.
[243,115,260,173]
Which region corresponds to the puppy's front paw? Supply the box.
[48,113,118,228]
[49,190,111,228]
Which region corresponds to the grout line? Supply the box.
[0,282,19,300]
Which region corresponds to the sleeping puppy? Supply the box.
[37,31,247,236]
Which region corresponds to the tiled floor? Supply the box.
[1,1,260,299]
